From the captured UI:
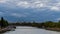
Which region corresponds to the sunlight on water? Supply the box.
[4,26,60,34]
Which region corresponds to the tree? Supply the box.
[56,20,60,28]
[44,21,56,28]
[0,17,8,27]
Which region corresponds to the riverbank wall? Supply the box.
[0,26,16,33]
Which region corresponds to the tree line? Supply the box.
[9,21,60,28]
[0,17,60,28]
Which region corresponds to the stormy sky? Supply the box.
[0,0,60,22]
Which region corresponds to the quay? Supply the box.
[0,26,16,33]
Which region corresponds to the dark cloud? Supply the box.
[0,0,60,22]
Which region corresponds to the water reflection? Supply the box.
[4,26,60,34]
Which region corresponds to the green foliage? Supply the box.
[11,21,60,28]
[44,21,56,28]
[56,22,60,28]
[0,17,8,27]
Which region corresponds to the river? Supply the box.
[4,26,60,34]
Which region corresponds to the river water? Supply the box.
[4,26,60,34]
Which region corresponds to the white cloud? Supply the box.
[56,18,60,21]
[0,12,5,15]
[32,1,45,8]
[56,2,60,6]
[17,1,46,8]
[0,0,8,3]
[0,0,60,11]
[16,0,60,11]
[17,1,30,8]
[50,6,60,11]
[11,13,27,17]
[35,3,44,8]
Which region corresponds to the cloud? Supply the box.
[16,0,60,11]
[56,18,60,21]
[50,6,60,11]
[16,1,46,8]
[17,1,30,8]
[0,0,7,3]
[0,12,4,15]
[0,0,60,22]
[11,13,27,17]
[0,0,60,11]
